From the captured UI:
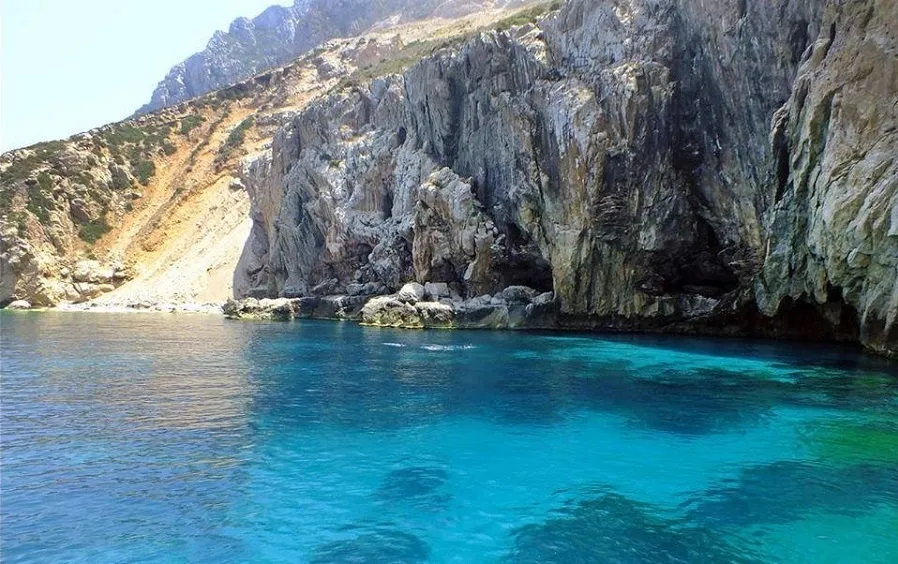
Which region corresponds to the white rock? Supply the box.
[397,282,426,304]
[72,260,115,284]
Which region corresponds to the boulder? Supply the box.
[223,297,300,320]
[361,296,455,328]
[397,282,426,304]
[456,302,509,328]
[416,301,455,328]
[424,282,450,300]
[73,283,102,299]
[6,300,31,310]
[361,296,421,327]
[72,260,115,284]
[500,286,540,303]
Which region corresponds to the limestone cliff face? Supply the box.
[236,0,897,355]
[757,0,898,357]
[139,0,528,114]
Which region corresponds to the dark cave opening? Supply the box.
[761,289,860,344]
[382,190,394,219]
[641,219,740,298]
[497,223,554,293]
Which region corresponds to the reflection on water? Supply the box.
[4,312,254,431]
[2,312,898,563]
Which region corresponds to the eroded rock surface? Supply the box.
[757,0,898,357]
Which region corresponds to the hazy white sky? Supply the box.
[1,0,290,151]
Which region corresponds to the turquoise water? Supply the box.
[2,312,898,563]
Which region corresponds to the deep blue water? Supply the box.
[2,312,898,563]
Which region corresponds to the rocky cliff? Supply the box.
[0,8,529,310]
[138,0,528,114]
[234,0,897,356]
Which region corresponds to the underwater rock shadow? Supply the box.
[503,487,760,564]
[683,460,898,527]
[247,335,898,437]
[561,365,777,436]
[309,525,430,564]
[567,362,898,436]
[375,465,452,511]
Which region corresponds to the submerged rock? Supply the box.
[310,528,430,564]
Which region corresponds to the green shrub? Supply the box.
[227,117,254,147]
[104,124,146,146]
[0,187,14,210]
[78,217,111,244]
[217,117,255,160]
[110,171,131,191]
[179,115,205,135]
[37,171,53,191]
[25,172,55,224]
[15,213,28,237]
[2,140,66,184]
[71,171,94,188]
[134,160,156,185]
[495,1,563,31]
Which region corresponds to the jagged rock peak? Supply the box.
[137,0,529,115]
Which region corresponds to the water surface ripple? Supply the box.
[2,312,897,563]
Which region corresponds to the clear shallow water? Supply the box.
[2,312,898,563]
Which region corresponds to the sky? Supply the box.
[1,0,291,151]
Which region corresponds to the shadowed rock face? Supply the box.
[138,0,530,114]
[756,0,898,357]
[236,0,896,356]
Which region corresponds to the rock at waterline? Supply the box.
[224,297,299,320]
[360,296,454,329]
